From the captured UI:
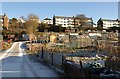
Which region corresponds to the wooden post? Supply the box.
[62,54,65,70]
[79,60,83,68]
[41,46,43,58]
[79,60,85,79]
[51,53,53,65]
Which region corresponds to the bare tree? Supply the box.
[74,14,93,30]
[25,13,39,34]
[9,18,19,29]
[27,13,39,22]
[76,14,86,18]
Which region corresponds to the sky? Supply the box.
[1,0,119,2]
[118,2,120,19]
[2,2,118,23]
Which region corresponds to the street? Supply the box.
[0,42,61,78]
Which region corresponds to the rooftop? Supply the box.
[44,17,51,20]
[100,18,120,22]
[54,15,92,20]
[54,15,74,19]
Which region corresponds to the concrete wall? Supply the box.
[38,51,64,69]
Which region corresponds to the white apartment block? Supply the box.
[53,15,93,28]
[42,18,53,25]
[98,18,120,29]
[53,16,74,28]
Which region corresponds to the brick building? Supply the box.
[0,13,9,51]
[0,13,9,29]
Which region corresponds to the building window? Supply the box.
[64,21,67,23]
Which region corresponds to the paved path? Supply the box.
[0,42,61,78]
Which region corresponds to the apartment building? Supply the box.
[53,15,93,28]
[0,14,9,29]
[42,18,53,25]
[97,18,120,29]
[74,17,93,28]
[53,15,74,28]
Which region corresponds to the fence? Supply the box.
[38,50,66,69]
[37,49,120,79]
[37,50,89,78]
[37,49,101,70]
